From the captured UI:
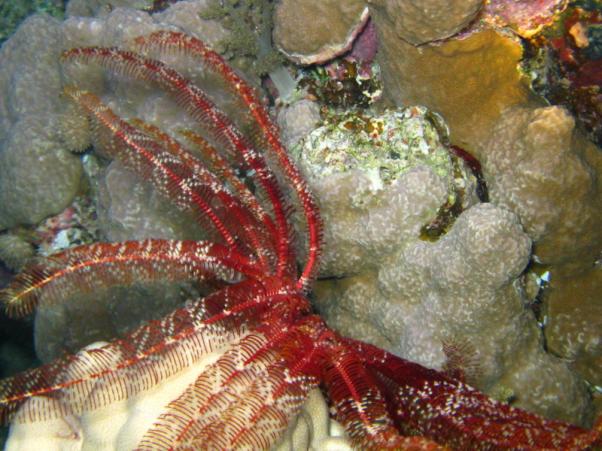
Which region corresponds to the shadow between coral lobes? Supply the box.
[0,262,37,447]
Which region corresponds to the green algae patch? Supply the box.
[293,106,453,187]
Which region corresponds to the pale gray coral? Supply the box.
[0,15,83,230]
[290,106,478,276]
[311,203,592,424]
[481,105,602,395]
[0,233,35,272]
[282,104,594,424]
[0,0,233,362]
[276,99,321,149]
[96,160,207,242]
[272,0,484,65]
[482,105,602,270]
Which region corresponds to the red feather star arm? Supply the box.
[133,30,324,291]
[124,118,277,269]
[64,87,272,261]
[2,29,599,451]
[175,127,275,235]
[173,126,278,268]
[0,287,256,425]
[0,277,310,429]
[0,239,261,318]
[61,46,296,279]
[136,330,318,450]
[345,338,602,450]
[314,332,443,450]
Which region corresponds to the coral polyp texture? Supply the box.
[287,103,593,423]
[0,2,601,451]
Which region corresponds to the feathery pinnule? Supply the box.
[176,128,274,233]
[0,292,251,425]
[137,331,317,450]
[128,119,277,269]
[134,30,323,291]
[63,87,244,251]
[0,239,261,318]
[61,46,296,279]
[344,337,602,449]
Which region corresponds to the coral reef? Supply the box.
[282,102,593,423]
[289,106,479,276]
[545,268,602,388]
[1,0,231,360]
[270,0,602,424]
[482,105,602,271]
[372,26,538,153]
[481,105,602,390]
[65,0,154,17]
[0,0,599,442]
[482,0,568,37]
[522,2,602,146]
[311,203,593,424]
[199,0,282,76]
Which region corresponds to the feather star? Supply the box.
[0,31,600,450]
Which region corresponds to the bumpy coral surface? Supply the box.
[0,15,83,230]
[0,0,233,361]
[283,104,594,424]
[481,105,602,391]
[273,0,368,64]
[371,26,537,153]
[482,105,602,270]
[0,235,34,273]
[368,0,483,44]
[290,106,478,276]
[272,0,485,62]
[1,0,599,439]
